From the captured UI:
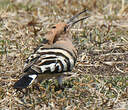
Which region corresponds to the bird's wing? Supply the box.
[23,37,52,73]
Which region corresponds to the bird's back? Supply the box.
[23,37,77,75]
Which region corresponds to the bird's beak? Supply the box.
[67,9,89,28]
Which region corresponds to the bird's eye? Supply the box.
[64,27,67,32]
[52,26,56,28]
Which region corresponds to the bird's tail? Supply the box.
[13,74,37,89]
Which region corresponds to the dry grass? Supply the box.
[0,0,128,109]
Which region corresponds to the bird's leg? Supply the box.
[56,75,64,90]
[57,75,63,86]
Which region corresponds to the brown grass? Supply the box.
[0,0,128,109]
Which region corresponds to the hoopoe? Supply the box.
[13,9,89,89]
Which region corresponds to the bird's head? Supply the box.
[51,9,89,36]
[51,22,68,35]
[45,9,89,44]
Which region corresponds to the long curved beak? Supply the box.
[68,16,89,28]
[66,9,89,28]
[67,9,87,24]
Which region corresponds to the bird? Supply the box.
[13,9,89,89]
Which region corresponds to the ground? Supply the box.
[0,0,128,110]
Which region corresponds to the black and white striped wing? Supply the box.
[32,48,76,74]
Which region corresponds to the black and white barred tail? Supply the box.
[13,74,37,89]
[13,48,77,89]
